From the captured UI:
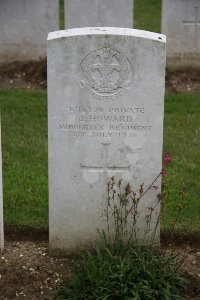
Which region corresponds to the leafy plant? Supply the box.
[58,241,186,300]
[58,153,187,300]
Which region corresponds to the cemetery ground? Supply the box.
[1,60,200,93]
[0,66,200,299]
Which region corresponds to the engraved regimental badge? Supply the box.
[80,48,132,101]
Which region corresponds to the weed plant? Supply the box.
[58,154,187,300]
[58,241,186,300]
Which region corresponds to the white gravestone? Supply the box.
[48,27,166,256]
[162,0,200,69]
[0,116,4,253]
[65,0,133,28]
[0,0,59,62]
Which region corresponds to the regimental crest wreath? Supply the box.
[80,48,132,101]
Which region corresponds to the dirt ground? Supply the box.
[1,61,200,299]
[1,60,200,93]
[0,241,69,300]
[0,234,200,300]
[0,60,47,91]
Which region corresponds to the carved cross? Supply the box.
[183,6,200,48]
[80,143,130,181]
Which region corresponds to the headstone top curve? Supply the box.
[47,27,166,43]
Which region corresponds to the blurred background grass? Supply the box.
[1,90,200,232]
[0,0,199,234]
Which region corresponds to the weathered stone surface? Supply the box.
[0,0,59,62]
[0,116,4,253]
[65,0,133,28]
[48,27,166,256]
[162,0,200,69]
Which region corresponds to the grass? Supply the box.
[0,0,197,233]
[0,90,48,228]
[162,93,200,232]
[134,0,162,33]
[0,90,200,232]
[60,0,64,30]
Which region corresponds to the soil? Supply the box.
[1,60,200,93]
[0,231,200,300]
[0,241,70,300]
[1,61,200,299]
[0,60,47,91]
[166,69,200,93]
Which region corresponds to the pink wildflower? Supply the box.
[164,152,172,164]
